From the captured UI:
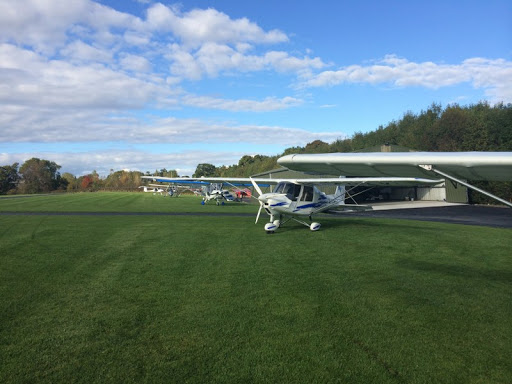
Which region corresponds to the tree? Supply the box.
[62,172,79,192]
[18,158,62,194]
[304,140,330,153]
[193,163,217,177]
[104,170,143,190]
[0,163,19,194]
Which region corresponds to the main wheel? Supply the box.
[310,222,321,231]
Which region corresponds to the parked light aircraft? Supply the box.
[202,187,236,205]
[277,151,512,208]
[139,184,182,197]
[143,175,443,232]
[139,185,166,194]
[143,178,238,205]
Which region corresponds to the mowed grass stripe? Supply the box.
[0,192,257,213]
[0,193,511,383]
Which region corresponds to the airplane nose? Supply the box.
[258,194,268,203]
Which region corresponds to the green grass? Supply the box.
[0,192,256,213]
[0,193,511,383]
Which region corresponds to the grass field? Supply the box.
[1,193,511,383]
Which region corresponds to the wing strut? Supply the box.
[419,165,512,208]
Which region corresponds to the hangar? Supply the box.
[253,144,468,204]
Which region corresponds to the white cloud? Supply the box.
[0,108,344,147]
[60,40,113,63]
[0,0,142,54]
[301,55,512,103]
[0,148,247,177]
[166,42,327,81]
[182,95,303,112]
[0,44,168,109]
[146,4,288,47]
[120,54,152,72]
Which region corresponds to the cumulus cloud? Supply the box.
[166,42,326,81]
[301,55,512,103]
[146,4,288,47]
[181,95,303,112]
[0,0,141,54]
[0,44,169,109]
[0,109,344,147]
[0,148,247,177]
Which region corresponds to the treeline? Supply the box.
[0,159,179,195]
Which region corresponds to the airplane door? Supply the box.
[288,185,304,211]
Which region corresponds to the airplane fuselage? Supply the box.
[259,182,339,218]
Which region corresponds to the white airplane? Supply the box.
[201,187,236,205]
[140,184,181,196]
[278,151,512,208]
[139,185,166,194]
[143,175,443,232]
[142,178,237,205]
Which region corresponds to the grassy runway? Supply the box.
[1,193,511,383]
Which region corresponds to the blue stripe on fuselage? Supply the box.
[293,201,327,212]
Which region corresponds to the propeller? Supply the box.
[250,177,265,224]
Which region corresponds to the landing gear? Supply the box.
[264,222,278,233]
[309,222,321,231]
[262,216,321,232]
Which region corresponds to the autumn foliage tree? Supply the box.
[0,163,19,195]
[18,158,65,194]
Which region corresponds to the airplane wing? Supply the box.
[142,177,210,185]
[278,152,512,181]
[278,151,512,208]
[142,176,275,187]
[142,175,442,187]
[285,177,443,186]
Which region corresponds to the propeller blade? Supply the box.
[250,177,263,197]
[255,203,263,224]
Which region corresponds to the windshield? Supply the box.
[274,182,301,201]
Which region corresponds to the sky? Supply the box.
[0,0,511,176]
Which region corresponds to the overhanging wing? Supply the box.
[142,176,210,185]
[141,176,275,187]
[278,152,512,181]
[290,177,444,186]
[142,176,443,187]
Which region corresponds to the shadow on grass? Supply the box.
[395,258,512,283]
[319,216,443,232]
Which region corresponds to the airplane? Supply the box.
[139,185,166,194]
[201,186,236,205]
[142,175,444,232]
[277,151,512,208]
[142,177,239,205]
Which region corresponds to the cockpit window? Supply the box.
[300,185,314,201]
[284,183,301,201]
[274,182,286,194]
[274,182,301,201]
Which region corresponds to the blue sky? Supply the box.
[0,0,510,176]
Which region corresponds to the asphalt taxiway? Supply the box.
[341,202,512,229]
